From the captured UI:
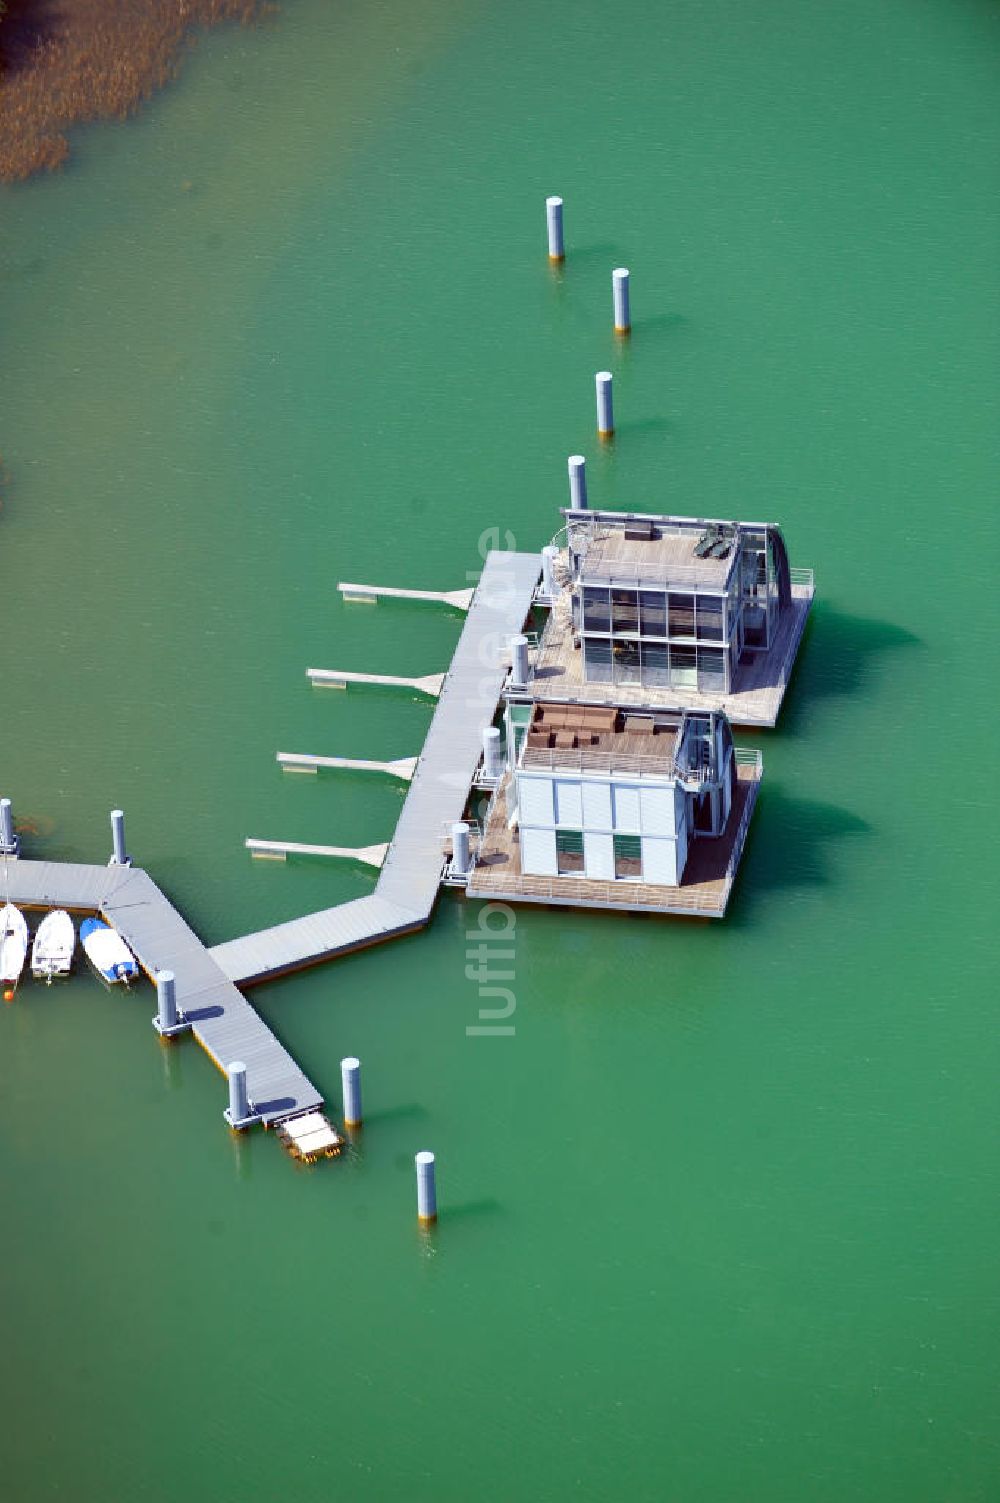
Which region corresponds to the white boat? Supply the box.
[0,903,29,988]
[80,918,138,986]
[31,909,75,983]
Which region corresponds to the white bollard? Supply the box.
[226,1061,250,1127]
[451,822,471,876]
[156,970,177,1031]
[341,1056,362,1128]
[509,635,529,690]
[596,371,614,439]
[568,455,588,511]
[109,809,130,866]
[545,196,564,262]
[416,1151,437,1223]
[482,726,503,780]
[0,798,18,856]
[542,545,559,598]
[613,267,631,334]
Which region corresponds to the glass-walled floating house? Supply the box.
[530,508,814,727]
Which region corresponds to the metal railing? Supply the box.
[580,559,736,589]
[789,566,815,591]
[726,750,763,878]
[520,744,715,781]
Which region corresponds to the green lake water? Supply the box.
[1,1,998,1497]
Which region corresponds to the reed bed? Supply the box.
[0,0,267,182]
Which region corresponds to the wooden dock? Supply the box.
[0,859,322,1126]
[209,550,542,985]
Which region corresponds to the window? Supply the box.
[613,834,642,880]
[612,589,639,633]
[639,590,667,637]
[669,644,697,688]
[613,638,641,684]
[556,829,585,875]
[583,636,613,682]
[582,586,611,632]
[641,642,669,687]
[696,596,723,641]
[697,646,726,691]
[668,592,695,638]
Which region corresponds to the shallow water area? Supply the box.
[0,1,998,1499]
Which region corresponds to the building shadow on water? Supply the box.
[779,601,922,732]
[727,783,872,925]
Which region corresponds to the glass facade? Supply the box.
[579,582,732,692]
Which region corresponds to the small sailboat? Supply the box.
[31,909,76,983]
[0,903,29,989]
[79,917,138,986]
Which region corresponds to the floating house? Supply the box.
[460,500,815,916]
[465,699,762,918]
[530,507,814,727]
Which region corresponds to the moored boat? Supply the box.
[31,909,75,983]
[0,903,29,990]
[79,917,138,986]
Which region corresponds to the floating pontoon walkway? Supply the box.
[337,581,475,611]
[1,859,321,1126]
[277,753,418,780]
[246,839,389,865]
[209,550,542,986]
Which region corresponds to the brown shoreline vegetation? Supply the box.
[0,0,270,182]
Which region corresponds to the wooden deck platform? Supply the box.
[465,754,762,918]
[0,860,322,1126]
[528,579,813,727]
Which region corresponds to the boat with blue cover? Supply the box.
[80,917,138,985]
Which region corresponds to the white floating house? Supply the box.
[509,702,732,886]
[465,698,760,918]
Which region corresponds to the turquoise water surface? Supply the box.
[1,2,998,1498]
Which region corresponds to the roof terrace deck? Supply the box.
[522,702,681,778]
[466,753,762,919]
[578,523,738,591]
